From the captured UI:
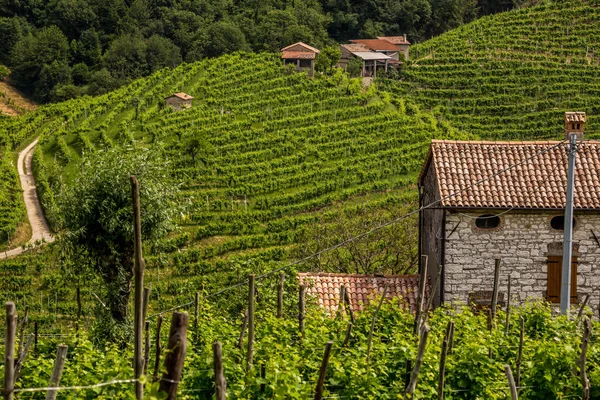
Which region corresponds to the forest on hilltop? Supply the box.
[0,0,529,102]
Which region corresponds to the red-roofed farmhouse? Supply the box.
[281,42,320,77]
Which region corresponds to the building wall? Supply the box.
[165,97,191,111]
[443,211,600,312]
[397,44,410,60]
[285,44,312,53]
[419,161,444,306]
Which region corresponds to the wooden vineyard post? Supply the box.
[447,322,455,355]
[577,293,591,322]
[4,302,16,400]
[194,292,199,341]
[238,309,249,349]
[505,364,518,400]
[246,274,255,374]
[344,289,354,324]
[343,322,353,347]
[366,283,389,364]
[505,275,512,335]
[337,285,346,319]
[415,255,428,334]
[299,285,306,340]
[143,287,152,323]
[159,312,189,400]
[422,266,442,326]
[405,324,430,397]
[490,259,501,330]
[45,344,68,400]
[213,342,226,400]
[77,287,82,319]
[277,273,285,318]
[314,341,333,400]
[580,317,592,400]
[17,306,28,362]
[34,321,38,351]
[144,321,151,374]
[516,317,524,392]
[437,321,454,400]
[153,315,163,381]
[14,334,34,384]
[131,176,145,400]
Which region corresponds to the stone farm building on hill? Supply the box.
[165,92,193,111]
[297,272,430,314]
[419,114,600,312]
[281,42,320,77]
[339,35,410,78]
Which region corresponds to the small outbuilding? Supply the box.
[165,92,193,111]
[298,272,429,314]
[281,42,320,77]
[339,43,394,78]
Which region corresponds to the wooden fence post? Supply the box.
[505,275,512,335]
[580,317,591,400]
[213,342,226,400]
[238,309,249,349]
[415,255,428,334]
[131,175,145,400]
[314,341,333,400]
[405,324,430,396]
[144,321,151,374]
[366,283,389,364]
[516,317,524,392]
[299,285,306,340]
[490,259,501,329]
[14,334,34,384]
[194,292,199,341]
[4,302,16,400]
[45,344,68,400]
[505,364,518,400]
[277,273,285,318]
[159,312,189,400]
[437,321,454,400]
[246,274,255,374]
[153,315,163,381]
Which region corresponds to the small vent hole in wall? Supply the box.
[475,215,500,229]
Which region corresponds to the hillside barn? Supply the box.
[297,272,430,314]
[377,35,411,60]
[165,92,193,111]
[281,42,320,77]
[418,112,600,313]
[339,43,394,78]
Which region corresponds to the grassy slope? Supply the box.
[0,53,468,324]
[383,0,600,140]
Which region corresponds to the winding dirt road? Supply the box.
[1,139,54,259]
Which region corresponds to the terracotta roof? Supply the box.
[350,39,401,51]
[565,112,586,123]
[341,43,371,52]
[421,140,600,210]
[282,51,316,60]
[281,42,320,54]
[378,36,411,45]
[166,92,193,100]
[298,272,429,314]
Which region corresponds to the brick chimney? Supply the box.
[564,111,586,140]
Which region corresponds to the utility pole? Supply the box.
[560,132,578,315]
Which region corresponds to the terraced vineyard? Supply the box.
[384,0,600,140]
[0,52,469,319]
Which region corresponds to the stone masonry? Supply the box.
[444,211,600,312]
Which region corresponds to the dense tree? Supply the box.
[57,148,180,323]
[0,16,30,64]
[34,59,72,101]
[204,21,250,57]
[315,45,341,73]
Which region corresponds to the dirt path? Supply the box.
[1,139,54,259]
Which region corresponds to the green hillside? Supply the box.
[0,52,467,317]
[386,0,600,139]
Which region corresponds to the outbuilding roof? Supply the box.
[297,272,429,314]
[351,52,392,61]
[281,51,316,60]
[281,42,320,54]
[350,39,401,51]
[420,140,600,210]
[378,36,411,45]
[565,112,587,123]
[166,92,193,100]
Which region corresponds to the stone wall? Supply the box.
[444,211,600,313]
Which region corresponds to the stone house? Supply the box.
[297,272,429,314]
[339,43,394,78]
[165,92,193,111]
[281,42,320,77]
[377,35,411,61]
[418,113,600,312]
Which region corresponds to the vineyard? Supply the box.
[386,0,600,140]
[0,52,472,323]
